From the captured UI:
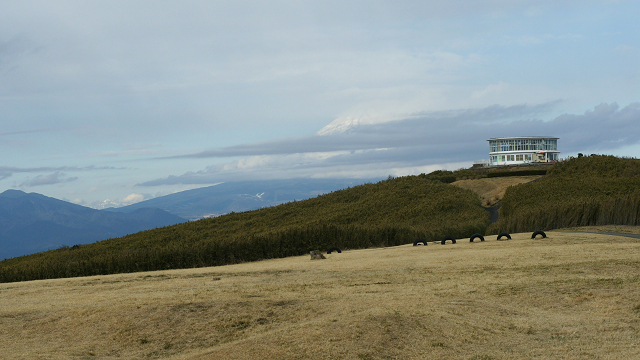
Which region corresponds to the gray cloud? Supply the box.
[139,102,640,186]
[0,165,119,181]
[0,35,35,66]
[165,102,563,159]
[19,172,78,187]
[3,0,629,143]
[164,102,639,159]
[0,128,63,136]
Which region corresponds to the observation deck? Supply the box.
[487,136,560,166]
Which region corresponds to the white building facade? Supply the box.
[488,136,560,166]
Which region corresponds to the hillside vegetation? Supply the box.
[0,175,489,282]
[488,155,640,234]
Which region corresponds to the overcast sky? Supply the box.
[1,0,639,208]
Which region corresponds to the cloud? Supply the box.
[122,193,145,205]
[159,102,561,160]
[2,0,626,141]
[19,172,78,187]
[139,151,471,186]
[471,82,511,100]
[0,1,636,209]
[0,128,62,136]
[138,102,640,186]
[89,193,152,209]
[91,199,122,210]
[0,165,119,182]
[528,102,640,152]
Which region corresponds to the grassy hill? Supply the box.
[488,155,640,234]
[0,175,490,283]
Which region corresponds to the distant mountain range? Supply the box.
[0,178,378,259]
[0,190,186,260]
[107,178,379,220]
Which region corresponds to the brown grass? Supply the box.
[1,229,640,359]
[452,176,542,207]
[559,225,640,235]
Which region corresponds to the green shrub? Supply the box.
[486,169,548,178]
[487,155,640,234]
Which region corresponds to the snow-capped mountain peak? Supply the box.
[316,116,362,136]
[317,113,404,136]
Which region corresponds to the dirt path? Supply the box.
[452,175,542,207]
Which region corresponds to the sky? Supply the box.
[1,0,639,208]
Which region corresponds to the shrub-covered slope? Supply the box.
[487,155,640,234]
[0,175,489,282]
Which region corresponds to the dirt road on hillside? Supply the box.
[452,175,542,207]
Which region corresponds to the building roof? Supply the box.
[487,136,559,141]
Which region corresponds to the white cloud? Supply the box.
[122,193,145,205]
[93,199,121,209]
[90,193,149,209]
[471,82,511,99]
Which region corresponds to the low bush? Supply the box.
[487,155,640,234]
[486,169,548,178]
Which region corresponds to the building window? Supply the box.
[507,155,515,161]
[525,154,532,161]
[516,154,523,161]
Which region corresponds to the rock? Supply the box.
[310,250,326,260]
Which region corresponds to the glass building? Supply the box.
[487,137,559,166]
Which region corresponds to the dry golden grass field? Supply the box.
[1,229,640,360]
[452,176,542,207]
